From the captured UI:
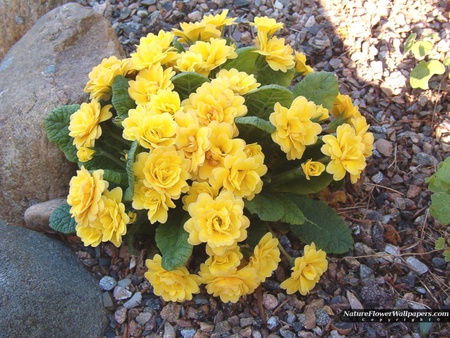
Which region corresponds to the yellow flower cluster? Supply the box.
[281,243,328,295]
[67,167,129,247]
[61,10,374,304]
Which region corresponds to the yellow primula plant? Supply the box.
[45,11,374,302]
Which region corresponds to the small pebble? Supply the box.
[123,292,142,309]
[406,257,429,275]
[113,286,132,300]
[266,316,279,330]
[99,276,117,291]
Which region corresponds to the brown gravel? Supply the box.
[70,0,450,337]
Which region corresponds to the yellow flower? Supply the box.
[175,51,204,73]
[174,110,211,174]
[269,96,322,160]
[188,38,238,76]
[145,254,200,302]
[311,104,329,122]
[204,246,243,275]
[212,68,260,95]
[280,243,328,295]
[147,89,182,115]
[251,16,283,37]
[331,93,362,120]
[130,31,178,70]
[182,181,219,211]
[132,180,175,224]
[68,100,112,149]
[84,56,132,101]
[350,116,374,157]
[294,51,314,76]
[76,146,95,163]
[201,9,236,30]
[77,187,129,247]
[247,233,281,283]
[197,121,246,180]
[128,65,175,105]
[256,36,295,72]
[184,190,250,256]
[173,21,221,44]
[133,146,191,199]
[210,148,267,200]
[183,81,247,135]
[301,159,326,180]
[321,123,367,183]
[122,106,176,150]
[199,263,258,303]
[67,167,108,227]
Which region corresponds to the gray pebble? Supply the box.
[118,278,132,288]
[99,276,117,291]
[113,286,132,300]
[123,292,142,309]
[180,328,196,338]
[406,257,429,275]
[266,316,279,330]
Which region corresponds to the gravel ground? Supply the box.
[72,0,450,337]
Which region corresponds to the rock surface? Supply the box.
[0,2,125,228]
[24,197,66,232]
[0,219,108,337]
[0,0,71,60]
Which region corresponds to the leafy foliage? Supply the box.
[410,60,446,90]
[172,72,209,100]
[245,85,293,119]
[49,203,77,234]
[155,209,193,270]
[45,104,80,163]
[293,72,339,110]
[112,75,136,118]
[288,195,354,254]
[427,157,450,225]
[404,33,448,89]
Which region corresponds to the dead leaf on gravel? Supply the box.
[383,224,401,245]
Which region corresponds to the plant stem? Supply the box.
[277,242,295,267]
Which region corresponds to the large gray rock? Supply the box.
[0,3,125,228]
[0,0,72,60]
[0,219,108,337]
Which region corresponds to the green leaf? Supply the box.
[443,250,450,262]
[270,166,334,195]
[112,75,136,118]
[411,40,434,59]
[172,72,210,100]
[410,60,446,89]
[102,169,128,186]
[155,209,193,271]
[279,195,305,225]
[235,116,275,133]
[288,195,354,254]
[245,84,293,119]
[222,46,259,74]
[427,157,450,194]
[124,141,139,201]
[256,64,296,87]
[245,192,285,222]
[244,192,305,225]
[443,57,450,67]
[404,33,417,53]
[49,203,77,234]
[430,192,450,225]
[45,104,80,163]
[435,237,446,250]
[293,72,339,110]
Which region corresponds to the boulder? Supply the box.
[24,197,67,232]
[0,0,72,60]
[0,3,125,228]
[0,219,108,337]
